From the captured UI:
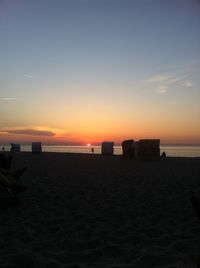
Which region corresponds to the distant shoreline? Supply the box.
[1,144,200,146]
[3,151,200,160]
[1,144,200,157]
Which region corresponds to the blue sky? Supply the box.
[0,0,200,144]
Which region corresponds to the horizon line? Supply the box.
[1,143,200,147]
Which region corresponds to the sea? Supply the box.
[1,145,200,157]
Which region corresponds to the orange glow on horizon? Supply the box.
[0,123,200,145]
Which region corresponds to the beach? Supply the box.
[0,153,200,267]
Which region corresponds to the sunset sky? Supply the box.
[0,0,200,145]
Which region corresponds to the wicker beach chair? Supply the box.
[137,139,160,159]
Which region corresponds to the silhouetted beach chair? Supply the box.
[122,139,135,158]
[32,142,42,154]
[101,141,114,155]
[137,139,160,159]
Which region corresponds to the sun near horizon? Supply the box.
[0,1,200,146]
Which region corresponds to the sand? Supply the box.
[0,152,200,267]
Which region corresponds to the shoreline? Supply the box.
[1,144,200,158]
[3,150,200,159]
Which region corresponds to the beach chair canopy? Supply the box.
[122,139,135,158]
[137,139,160,158]
[32,142,42,154]
[101,141,114,155]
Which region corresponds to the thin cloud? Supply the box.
[148,74,186,85]
[24,74,33,79]
[1,129,55,137]
[156,85,168,94]
[147,72,193,96]
[147,75,170,82]
[183,80,192,87]
[0,97,16,101]
[147,60,197,96]
[168,75,187,84]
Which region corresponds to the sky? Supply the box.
[0,0,200,145]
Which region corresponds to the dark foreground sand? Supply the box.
[0,153,200,268]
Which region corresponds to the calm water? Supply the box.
[1,145,200,157]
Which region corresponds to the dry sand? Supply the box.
[0,152,200,267]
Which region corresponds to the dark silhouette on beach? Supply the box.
[0,154,28,207]
[122,139,134,158]
[0,153,13,170]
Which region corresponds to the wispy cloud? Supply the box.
[24,74,33,79]
[147,75,170,83]
[0,97,17,101]
[168,75,187,84]
[147,70,193,95]
[1,129,55,137]
[148,74,186,85]
[156,85,168,94]
[182,80,192,87]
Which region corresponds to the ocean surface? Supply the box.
[1,145,200,157]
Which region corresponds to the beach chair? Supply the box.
[101,142,114,155]
[122,140,135,158]
[137,139,160,159]
[32,142,42,154]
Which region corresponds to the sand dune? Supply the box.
[0,153,200,267]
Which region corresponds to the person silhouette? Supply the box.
[91,147,94,154]
[161,151,166,157]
